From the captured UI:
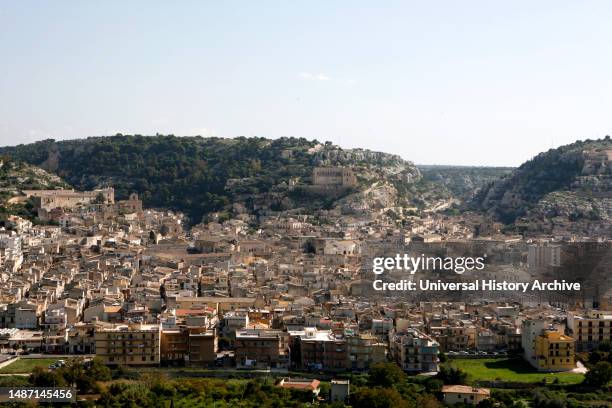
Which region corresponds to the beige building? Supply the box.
[312,167,357,187]
[95,323,160,366]
[25,188,115,211]
[567,310,612,352]
[390,328,440,373]
[429,325,475,352]
[528,243,561,269]
[347,333,386,370]
[442,385,490,405]
[166,296,259,314]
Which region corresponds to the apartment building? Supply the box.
[95,323,161,366]
[0,301,42,329]
[522,320,575,371]
[188,329,217,366]
[234,329,290,369]
[294,328,349,371]
[160,326,217,366]
[166,296,258,314]
[160,328,189,364]
[347,332,386,370]
[534,331,575,371]
[429,325,474,352]
[390,328,440,373]
[567,310,612,352]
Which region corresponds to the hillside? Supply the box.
[0,156,71,219]
[472,136,612,234]
[418,165,514,202]
[0,135,422,223]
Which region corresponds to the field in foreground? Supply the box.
[0,358,63,374]
[452,358,585,385]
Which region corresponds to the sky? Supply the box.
[1,1,611,166]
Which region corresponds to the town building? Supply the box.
[293,328,349,371]
[25,188,115,211]
[94,323,161,366]
[330,379,350,403]
[567,310,612,352]
[442,385,491,405]
[277,378,320,400]
[390,328,440,373]
[312,167,357,188]
[522,320,575,371]
[234,329,290,369]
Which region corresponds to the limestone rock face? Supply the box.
[472,137,612,235]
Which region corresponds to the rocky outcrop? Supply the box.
[472,137,612,234]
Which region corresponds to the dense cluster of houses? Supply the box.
[0,185,608,387]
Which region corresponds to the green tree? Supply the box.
[532,390,566,408]
[87,357,111,381]
[583,361,612,387]
[477,399,496,408]
[58,358,85,389]
[436,364,468,385]
[368,362,406,388]
[350,387,411,408]
[416,393,442,408]
[438,351,448,363]
[598,340,612,352]
[29,366,66,387]
[98,383,154,408]
[589,350,602,364]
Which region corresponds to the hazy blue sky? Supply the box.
[1,1,611,165]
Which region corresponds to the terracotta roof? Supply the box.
[279,379,321,391]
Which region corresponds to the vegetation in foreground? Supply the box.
[0,359,609,406]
